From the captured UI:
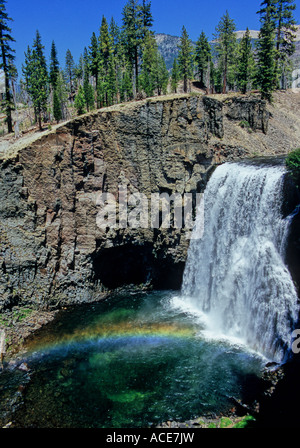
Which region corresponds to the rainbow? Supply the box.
[22,319,196,361]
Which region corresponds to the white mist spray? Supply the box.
[181,161,299,362]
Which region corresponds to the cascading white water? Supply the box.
[181,160,299,363]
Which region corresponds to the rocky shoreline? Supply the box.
[156,415,256,429]
[0,306,59,359]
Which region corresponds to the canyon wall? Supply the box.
[0,92,298,311]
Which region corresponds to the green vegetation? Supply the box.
[256,0,277,101]
[274,0,297,89]
[0,0,16,134]
[237,28,256,94]
[239,119,252,130]
[219,417,233,428]
[49,40,59,89]
[0,306,34,328]
[256,0,297,101]
[65,49,75,100]
[177,26,194,93]
[286,148,300,188]
[171,57,180,93]
[22,30,48,130]
[139,31,169,97]
[195,31,212,89]
[0,0,298,134]
[12,306,33,322]
[232,415,256,428]
[204,415,256,428]
[214,11,237,94]
[53,89,62,122]
[74,85,86,115]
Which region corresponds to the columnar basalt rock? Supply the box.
[224,96,270,133]
[0,93,297,311]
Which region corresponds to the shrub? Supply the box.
[232,415,256,428]
[286,148,300,188]
[74,85,86,116]
[239,120,249,127]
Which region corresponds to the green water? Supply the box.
[1,291,264,428]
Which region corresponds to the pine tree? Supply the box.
[83,46,94,111]
[274,0,297,88]
[171,57,180,93]
[33,30,47,71]
[65,49,75,99]
[53,89,62,123]
[0,0,16,133]
[256,0,277,101]
[139,31,157,96]
[56,70,68,120]
[237,28,256,94]
[89,31,100,94]
[74,85,86,115]
[110,17,122,103]
[99,16,114,106]
[110,17,121,54]
[22,46,34,122]
[49,41,61,123]
[107,53,118,105]
[83,46,89,75]
[33,30,48,129]
[120,63,133,102]
[195,31,212,88]
[24,30,48,130]
[99,16,112,73]
[122,0,143,94]
[96,78,106,108]
[140,0,153,41]
[208,59,216,93]
[75,54,84,88]
[49,40,59,89]
[139,31,168,97]
[156,53,169,95]
[122,0,152,95]
[22,46,32,90]
[177,26,194,93]
[84,81,95,111]
[214,11,237,94]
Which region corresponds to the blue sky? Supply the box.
[7,0,300,78]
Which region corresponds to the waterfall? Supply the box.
[181,160,299,363]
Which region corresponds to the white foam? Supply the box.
[169,294,266,360]
[180,162,299,363]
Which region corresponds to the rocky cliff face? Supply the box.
[0,92,298,311]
